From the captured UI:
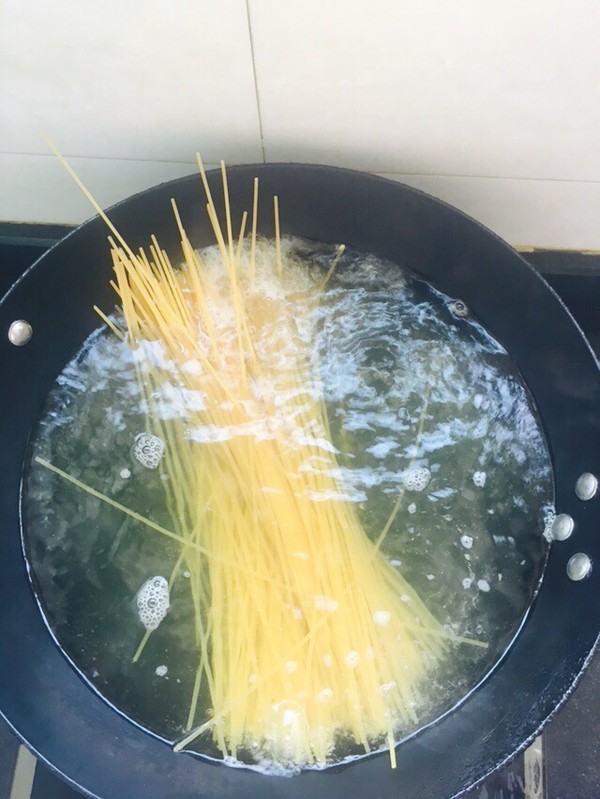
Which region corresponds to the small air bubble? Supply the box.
[317,688,333,704]
[155,665,168,677]
[131,433,164,469]
[345,651,360,668]
[373,610,391,627]
[119,467,131,479]
[473,471,487,488]
[136,576,170,631]
[403,467,431,492]
[407,502,417,514]
[460,535,474,549]
[313,595,338,612]
[284,660,299,674]
[477,579,491,592]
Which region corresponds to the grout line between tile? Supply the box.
[0,152,202,166]
[378,172,600,185]
[244,0,266,163]
[1,151,600,185]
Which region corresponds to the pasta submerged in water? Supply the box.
[105,172,455,769]
[27,153,553,773]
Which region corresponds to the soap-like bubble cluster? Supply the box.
[132,433,165,469]
[472,471,487,488]
[136,576,170,631]
[402,466,431,492]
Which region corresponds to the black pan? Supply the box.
[1,164,600,799]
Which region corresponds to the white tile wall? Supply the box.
[383,174,600,250]
[0,0,262,163]
[0,153,209,226]
[1,0,600,248]
[249,0,600,181]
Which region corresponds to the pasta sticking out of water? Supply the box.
[41,148,489,771]
[100,164,458,769]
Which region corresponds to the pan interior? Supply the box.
[22,238,553,773]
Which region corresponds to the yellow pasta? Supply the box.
[105,163,451,770]
[45,142,484,770]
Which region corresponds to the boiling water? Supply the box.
[24,239,553,770]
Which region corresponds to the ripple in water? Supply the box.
[23,238,553,770]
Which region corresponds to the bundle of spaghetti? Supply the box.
[103,164,454,770]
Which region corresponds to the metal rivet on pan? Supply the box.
[551,513,575,541]
[450,300,469,318]
[567,553,592,581]
[8,319,33,346]
[575,473,598,501]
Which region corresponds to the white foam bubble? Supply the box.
[543,507,556,542]
[344,650,360,668]
[407,502,417,514]
[181,359,202,375]
[462,577,473,589]
[460,535,474,549]
[316,688,333,704]
[155,665,168,677]
[136,576,170,631]
[119,467,131,479]
[402,467,431,492]
[473,471,487,488]
[372,610,391,627]
[131,433,165,469]
[313,595,338,612]
[477,579,491,592]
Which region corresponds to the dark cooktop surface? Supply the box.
[1,226,599,799]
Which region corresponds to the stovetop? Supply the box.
[1,225,599,799]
